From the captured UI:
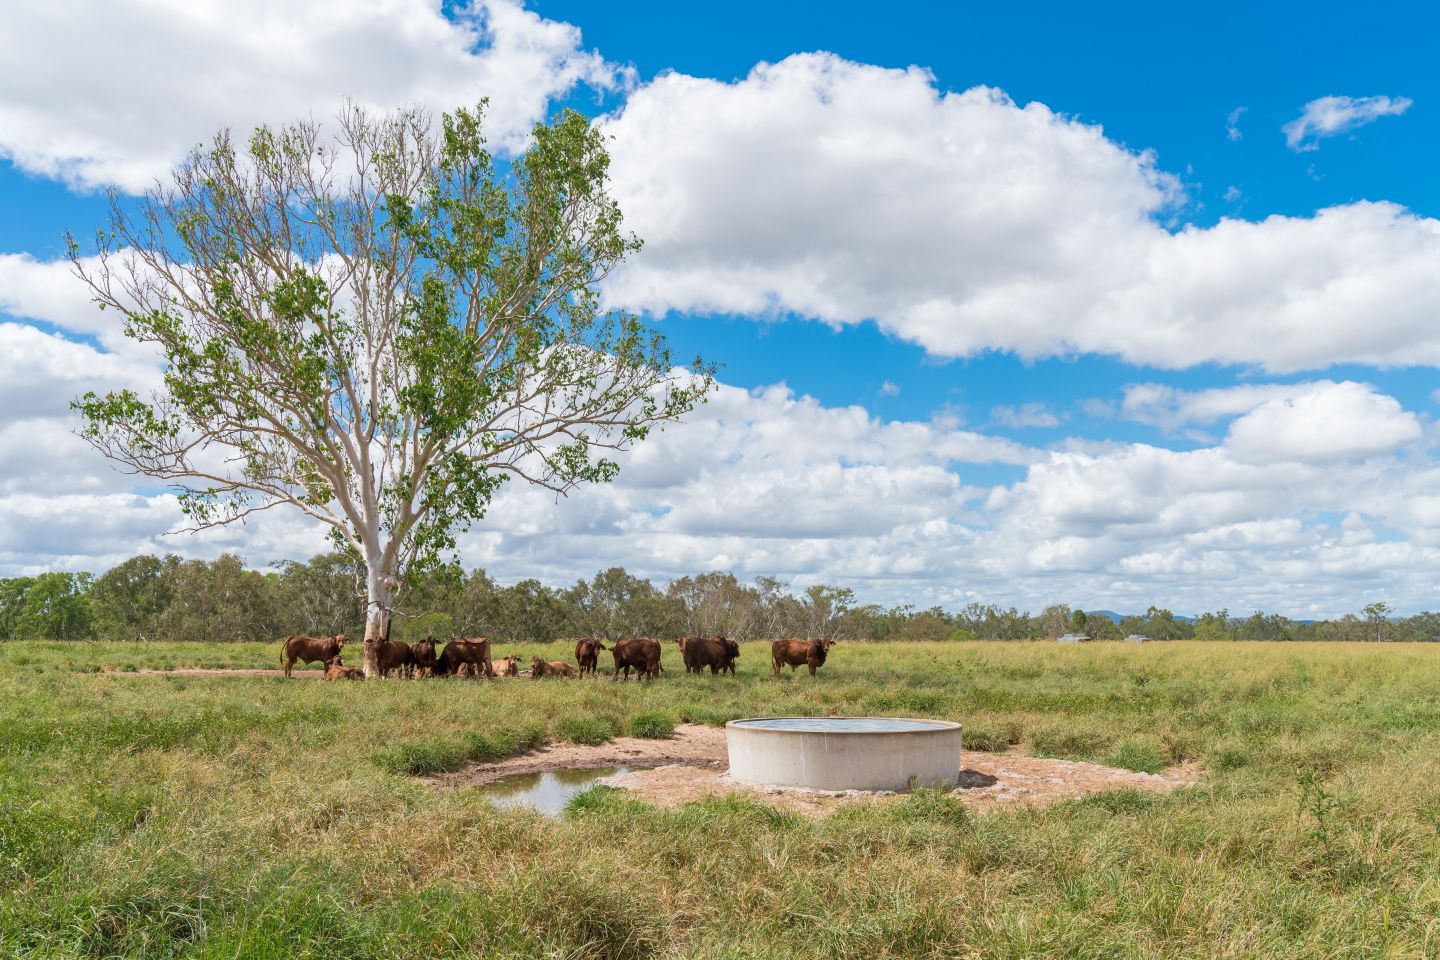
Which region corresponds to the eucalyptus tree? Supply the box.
[69,103,713,675]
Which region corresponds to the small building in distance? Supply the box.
[1124,634,1151,644]
[1058,633,1092,644]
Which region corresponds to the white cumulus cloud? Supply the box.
[600,56,1440,373]
[1224,381,1422,464]
[0,0,620,192]
[1283,95,1413,152]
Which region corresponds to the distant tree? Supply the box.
[89,554,180,641]
[271,552,365,639]
[801,585,855,638]
[1362,601,1393,642]
[668,572,761,639]
[1069,609,1088,632]
[156,555,275,642]
[1040,604,1072,639]
[69,103,713,675]
[9,573,93,641]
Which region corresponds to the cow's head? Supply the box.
[531,657,547,676]
[333,634,349,648]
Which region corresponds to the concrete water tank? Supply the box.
[726,717,963,792]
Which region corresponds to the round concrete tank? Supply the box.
[726,717,963,792]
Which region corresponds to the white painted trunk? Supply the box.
[361,563,393,679]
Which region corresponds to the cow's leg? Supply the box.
[283,656,293,678]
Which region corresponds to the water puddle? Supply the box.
[477,766,635,815]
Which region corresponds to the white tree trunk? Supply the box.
[361,564,394,679]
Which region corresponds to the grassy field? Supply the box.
[4,640,1440,958]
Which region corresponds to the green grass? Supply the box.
[5,639,1440,957]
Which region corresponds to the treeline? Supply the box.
[1,553,1437,644]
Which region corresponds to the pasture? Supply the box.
[3,640,1440,958]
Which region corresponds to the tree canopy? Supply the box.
[69,102,713,673]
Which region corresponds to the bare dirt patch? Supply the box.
[428,723,1199,815]
[424,723,729,789]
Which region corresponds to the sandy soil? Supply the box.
[429,723,1199,816]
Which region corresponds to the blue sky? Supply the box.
[0,1,1436,617]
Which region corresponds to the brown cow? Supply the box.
[574,637,607,677]
[611,637,662,681]
[324,657,365,681]
[435,637,494,678]
[376,638,413,678]
[719,637,741,675]
[492,654,520,677]
[771,637,835,676]
[531,657,576,678]
[281,634,347,677]
[678,636,738,675]
[409,636,437,677]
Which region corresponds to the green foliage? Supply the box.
[555,715,614,746]
[0,572,92,642]
[68,102,713,605]
[627,711,675,739]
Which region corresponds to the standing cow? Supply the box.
[435,637,494,678]
[574,637,607,677]
[280,634,347,677]
[611,637,662,681]
[678,636,738,675]
[409,636,438,677]
[771,637,835,676]
[375,637,413,678]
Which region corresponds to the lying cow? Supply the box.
[771,637,835,676]
[574,637,606,677]
[324,657,365,681]
[409,636,437,677]
[678,636,739,675]
[612,637,662,681]
[434,637,494,678]
[281,634,347,677]
[531,657,575,678]
[492,654,520,677]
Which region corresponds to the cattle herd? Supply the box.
[278,632,837,681]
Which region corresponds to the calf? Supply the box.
[492,654,520,677]
[611,637,662,681]
[771,637,835,677]
[574,637,607,677]
[435,637,494,678]
[281,634,347,677]
[531,657,576,678]
[409,636,437,677]
[324,657,365,681]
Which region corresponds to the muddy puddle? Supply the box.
[478,766,635,815]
